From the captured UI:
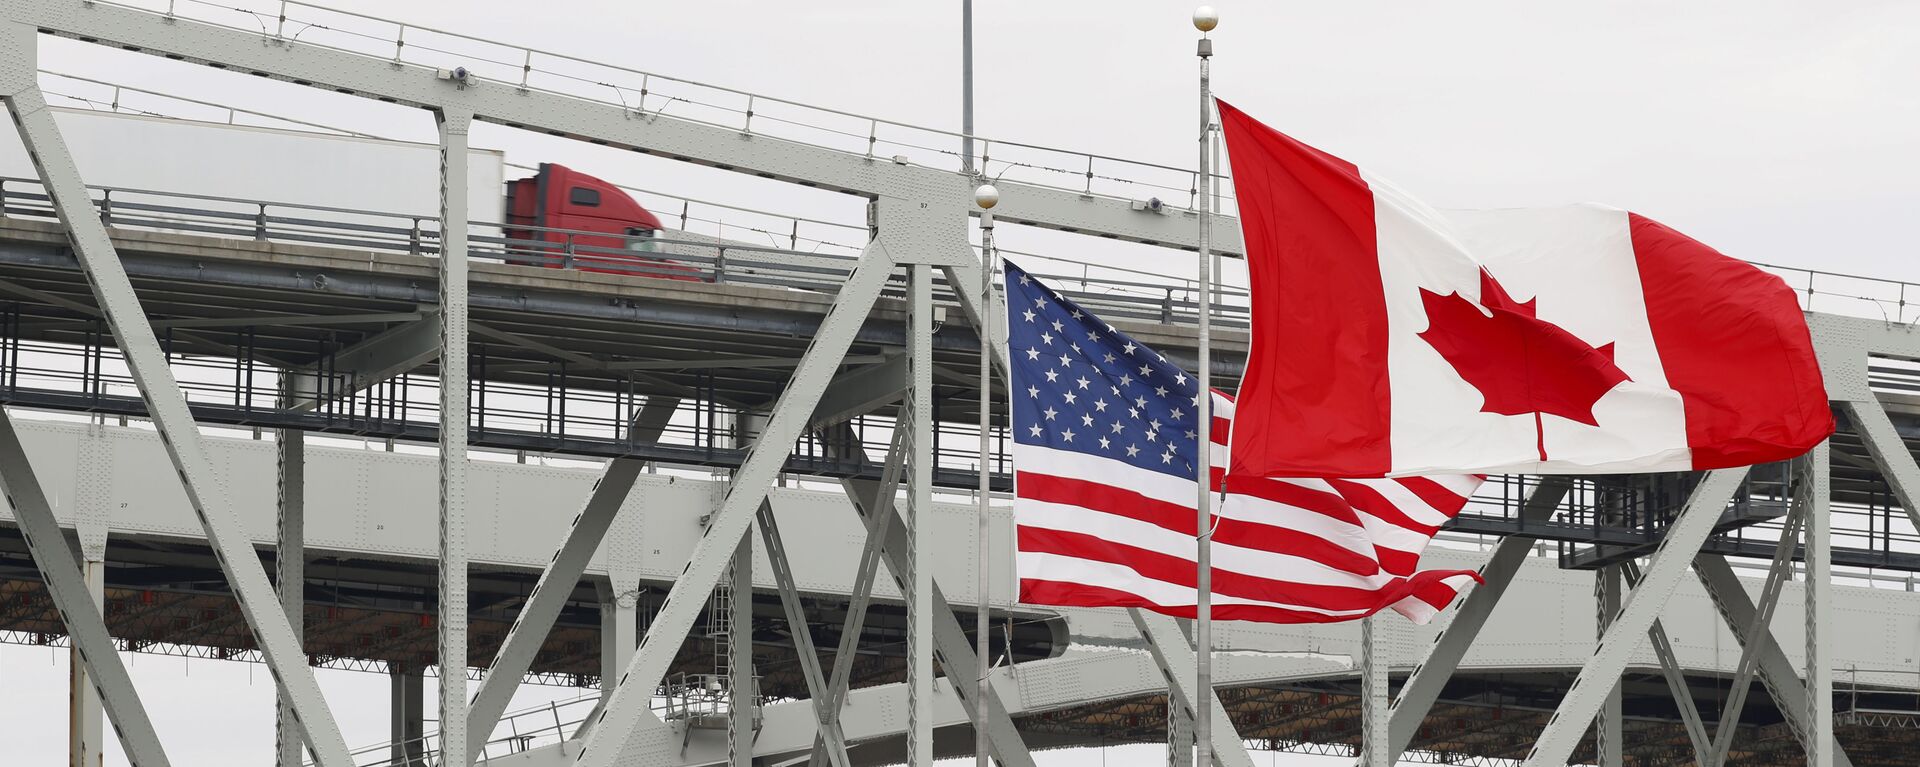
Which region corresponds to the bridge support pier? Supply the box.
[391,667,426,766]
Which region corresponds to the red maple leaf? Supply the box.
[1417,269,1631,461]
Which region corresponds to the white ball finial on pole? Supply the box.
[973,183,1000,210]
[1193,5,1219,33]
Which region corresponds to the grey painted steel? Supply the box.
[6,1,1243,256]
[1620,560,1712,765]
[1708,507,1805,767]
[808,355,907,428]
[1387,477,1570,761]
[1128,610,1257,767]
[0,40,354,766]
[1360,615,1390,767]
[466,458,647,756]
[391,669,426,766]
[71,557,105,767]
[436,108,474,767]
[0,409,171,766]
[71,430,107,767]
[1595,566,1622,767]
[844,463,1039,767]
[1843,399,1920,530]
[1694,554,1856,767]
[906,264,936,767]
[728,528,755,767]
[1807,442,1834,767]
[1167,697,1193,767]
[941,261,1013,382]
[276,428,308,767]
[1520,468,1747,767]
[629,397,683,445]
[756,501,852,767]
[812,427,905,767]
[288,314,440,411]
[577,242,893,767]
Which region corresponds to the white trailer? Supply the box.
[0,107,505,228]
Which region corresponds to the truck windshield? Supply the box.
[624,227,659,253]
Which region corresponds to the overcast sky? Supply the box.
[3,0,1917,764]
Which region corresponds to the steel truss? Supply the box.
[2,2,1919,766]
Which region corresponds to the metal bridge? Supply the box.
[1,2,1919,766]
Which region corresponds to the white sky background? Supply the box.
[1,0,1917,764]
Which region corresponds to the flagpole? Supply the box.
[973,183,999,767]
[1191,7,1218,767]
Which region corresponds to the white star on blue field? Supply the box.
[1004,259,1204,479]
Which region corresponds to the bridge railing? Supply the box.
[94,0,1236,218]
[0,175,1252,332]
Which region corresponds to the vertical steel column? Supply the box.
[574,242,893,767]
[0,36,352,764]
[1167,698,1194,767]
[1388,478,1569,760]
[69,558,105,767]
[727,528,755,767]
[275,428,307,767]
[599,579,637,697]
[1595,566,1623,767]
[435,107,474,767]
[1806,442,1833,767]
[70,434,107,767]
[1521,468,1748,767]
[905,263,935,767]
[1360,615,1391,767]
[391,668,425,766]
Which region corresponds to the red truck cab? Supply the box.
[503,163,703,281]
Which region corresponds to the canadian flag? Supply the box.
[1216,99,1833,478]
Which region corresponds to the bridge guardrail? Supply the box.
[101,0,1237,218]
[0,175,1252,333]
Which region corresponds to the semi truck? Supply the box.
[0,108,696,279]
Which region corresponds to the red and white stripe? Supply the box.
[1016,392,1487,624]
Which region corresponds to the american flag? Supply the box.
[1006,260,1486,624]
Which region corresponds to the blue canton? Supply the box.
[1005,259,1204,479]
